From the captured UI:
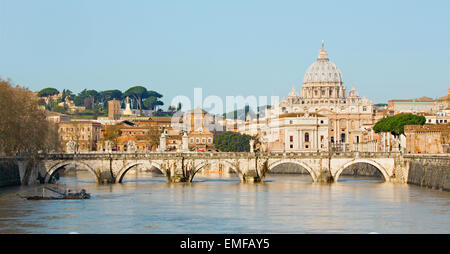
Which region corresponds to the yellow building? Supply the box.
[108,99,121,120]
[263,42,377,151]
[58,120,102,152]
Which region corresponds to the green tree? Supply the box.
[61,89,74,101]
[124,86,149,115]
[74,89,99,109]
[99,89,123,108]
[143,96,164,110]
[374,113,426,137]
[214,131,251,152]
[38,87,59,97]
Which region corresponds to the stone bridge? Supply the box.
[7,151,407,184]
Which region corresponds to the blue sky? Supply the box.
[0,0,449,107]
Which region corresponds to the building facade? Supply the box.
[58,120,102,152]
[260,42,376,152]
[108,99,121,120]
[405,124,450,154]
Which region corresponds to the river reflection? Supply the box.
[0,170,449,234]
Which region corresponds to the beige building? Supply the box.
[108,99,121,120]
[405,124,450,154]
[388,96,436,115]
[183,108,216,151]
[263,42,376,151]
[58,120,102,152]
[261,112,329,152]
[46,111,72,124]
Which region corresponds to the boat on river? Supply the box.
[19,186,91,200]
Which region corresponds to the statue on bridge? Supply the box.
[66,140,76,153]
[127,140,137,153]
[391,137,400,152]
[104,141,113,152]
[159,132,166,152]
[249,139,254,153]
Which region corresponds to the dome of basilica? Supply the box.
[303,42,343,85]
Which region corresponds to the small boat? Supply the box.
[19,187,91,200]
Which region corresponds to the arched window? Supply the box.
[305,132,309,142]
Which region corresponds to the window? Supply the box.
[208,138,212,143]
[202,138,206,143]
[196,138,200,143]
[320,120,324,124]
[305,133,309,142]
[341,133,346,143]
[290,144,293,149]
[290,136,293,142]
[190,138,194,143]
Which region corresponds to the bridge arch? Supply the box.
[45,161,98,183]
[220,160,238,174]
[268,160,317,181]
[116,161,164,183]
[334,159,390,182]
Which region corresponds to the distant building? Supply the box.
[108,99,121,120]
[388,96,436,115]
[261,112,329,152]
[435,88,450,111]
[45,111,72,124]
[98,117,181,152]
[405,124,450,154]
[183,107,216,151]
[58,120,102,152]
[247,42,376,152]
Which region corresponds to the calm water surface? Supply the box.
[0,171,449,234]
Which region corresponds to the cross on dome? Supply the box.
[318,40,329,60]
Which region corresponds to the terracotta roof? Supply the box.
[390,96,435,102]
[437,94,450,102]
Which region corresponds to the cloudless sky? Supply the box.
[0,0,449,108]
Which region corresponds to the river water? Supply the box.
[0,170,449,234]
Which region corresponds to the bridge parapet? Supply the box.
[34,151,403,160]
[1,151,407,185]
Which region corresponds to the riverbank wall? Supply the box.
[404,154,450,191]
[0,160,21,187]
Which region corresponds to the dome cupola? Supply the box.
[301,41,346,100]
[303,41,343,85]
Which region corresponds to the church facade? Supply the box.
[258,42,377,152]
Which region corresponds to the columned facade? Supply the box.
[264,42,376,152]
